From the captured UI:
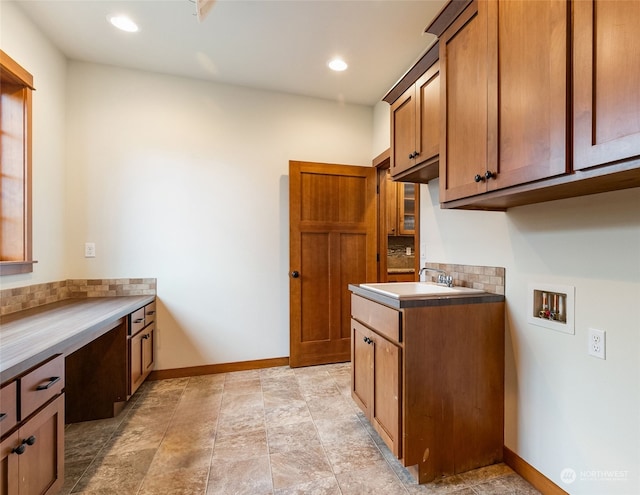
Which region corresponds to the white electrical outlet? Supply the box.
[84,242,96,258]
[588,328,605,359]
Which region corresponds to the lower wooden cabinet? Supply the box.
[129,322,155,397]
[350,292,504,484]
[351,319,401,457]
[0,389,64,495]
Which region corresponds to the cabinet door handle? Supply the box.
[362,336,373,344]
[474,174,485,183]
[24,435,36,446]
[291,271,300,278]
[485,170,495,180]
[12,443,26,455]
[0,413,6,422]
[142,333,150,340]
[36,376,61,390]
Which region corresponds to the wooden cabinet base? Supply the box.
[0,395,64,495]
[351,292,505,484]
[65,321,127,423]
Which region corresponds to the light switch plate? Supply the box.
[84,242,96,258]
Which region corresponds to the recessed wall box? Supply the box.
[527,283,575,334]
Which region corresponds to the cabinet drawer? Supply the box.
[0,381,17,436]
[129,307,145,335]
[351,294,402,343]
[144,301,156,325]
[19,354,64,420]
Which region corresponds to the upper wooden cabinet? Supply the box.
[438,0,569,203]
[385,43,440,183]
[426,0,640,210]
[390,60,440,182]
[573,0,640,171]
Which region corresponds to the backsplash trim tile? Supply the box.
[423,262,505,295]
[0,278,157,316]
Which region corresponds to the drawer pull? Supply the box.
[146,310,156,315]
[12,443,26,455]
[0,413,6,421]
[134,318,144,323]
[36,376,61,390]
[11,436,36,455]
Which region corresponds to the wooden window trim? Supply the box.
[1,50,36,275]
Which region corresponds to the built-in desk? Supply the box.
[1,295,155,495]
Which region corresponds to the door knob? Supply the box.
[291,271,300,278]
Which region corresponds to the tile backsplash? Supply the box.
[0,278,156,316]
[422,262,505,295]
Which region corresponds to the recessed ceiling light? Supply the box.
[108,15,139,33]
[328,58,348,72]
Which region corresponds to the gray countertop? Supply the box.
[348,283,504,310]
[0,296,154,382]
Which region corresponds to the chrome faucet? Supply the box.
[419,267,454,287]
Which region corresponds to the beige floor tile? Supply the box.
[138,467,210,495]
[64,364,541,495]
[146,445,213,474]
[206,455,272,495]
[267,420,322,453]
[270,446,333,490]
[336,460,409,494]
[212,428,268,460]
[71,448,156,494]
[264,400,312,427]
[273,476,341,495]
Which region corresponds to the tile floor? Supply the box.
[62,363,540,494]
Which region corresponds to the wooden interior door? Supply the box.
[289,161,377,368]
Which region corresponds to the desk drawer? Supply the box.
[144,301,156,325]
[20,354,65,420]
[351,294,402,343]
[130,307,145,335]
[0,381,17,436]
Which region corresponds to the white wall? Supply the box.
[419,180,640,494]
[0,2,68,288]
[64,61,373,370]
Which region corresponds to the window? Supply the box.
[1,50,35,275]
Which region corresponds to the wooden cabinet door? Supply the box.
[390,85,417,176]
[372,332,402,457]
[487,0,568,191]
[439,0,489,202]
[142,325,155,376]
[398,183,416,235]
[385,172,398,236]
[0,431,19,495]
[416,61,440,168]
[573,0,640,170]
[18,395,64,495]
[351,320,373,417]
[129,330,144,395]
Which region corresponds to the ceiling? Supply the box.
[12,0,447,106]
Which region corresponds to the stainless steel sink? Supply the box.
[359,282,485,299]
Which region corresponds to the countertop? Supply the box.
[0,296,154,382]
[348,283,504,310]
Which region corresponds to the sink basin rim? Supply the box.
[359,282,485,299]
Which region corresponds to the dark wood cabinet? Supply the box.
[426,0,640,210]
[573,0,640,171]
[128,302,156,397]
[351,318,401,457]
[439,0,569,203]
[350,291,504,484]
[0,358,64,495]
[387,46,440,184]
